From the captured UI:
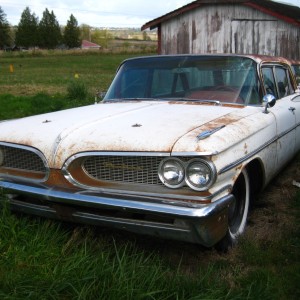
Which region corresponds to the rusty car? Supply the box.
[0,54,299,251]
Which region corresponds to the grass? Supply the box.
[0,51,150,97]
[0,51,299,299]
[0,187,299,299]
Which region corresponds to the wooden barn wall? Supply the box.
[160,4,300,59]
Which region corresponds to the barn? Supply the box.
[141,0,300,59]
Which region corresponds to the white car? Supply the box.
[0,54,299,251]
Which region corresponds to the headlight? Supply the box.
[185,159,216,191]
[158,158,185,188]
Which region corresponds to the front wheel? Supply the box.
[216,168,250,252]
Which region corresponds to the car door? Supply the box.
[261,64,297,169]
[292,93,300,152]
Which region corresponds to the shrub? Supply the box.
[67,79,88,101]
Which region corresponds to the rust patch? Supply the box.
[168,101,244,108]
[45,169,75,188]
[0,167,45,181]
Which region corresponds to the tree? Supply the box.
[0,6,11,49]
[92,29,113,48]
[15,7,39,48]
[80,24,91,41]
[64,14,81,48]
[38,8,61,49]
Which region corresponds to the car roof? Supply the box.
[121,53,292,66]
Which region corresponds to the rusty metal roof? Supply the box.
[141,0,300,30]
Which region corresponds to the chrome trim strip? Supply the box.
[219,122,299,174]
[0,180,233,219]
[74,184,232,203]
[0,141,50,182]
[5,193,232,246]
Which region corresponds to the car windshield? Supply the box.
[104,55,262,105]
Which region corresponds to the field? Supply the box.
[0,51,299,299]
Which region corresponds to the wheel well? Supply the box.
[245,159,265,200]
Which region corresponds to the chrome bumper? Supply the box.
[0,179,233,247]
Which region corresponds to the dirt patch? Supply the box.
[247,156,300,243]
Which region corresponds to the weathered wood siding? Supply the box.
[160,4,300,59]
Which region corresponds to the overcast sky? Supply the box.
[1,0,300,28]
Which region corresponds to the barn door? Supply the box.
[231,20,277,55]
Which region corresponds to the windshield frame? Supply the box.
[103,55,262,106]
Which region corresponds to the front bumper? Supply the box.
[0,179,233,247]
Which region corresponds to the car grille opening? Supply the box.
[0,144,47,180]
[82,155,164,185]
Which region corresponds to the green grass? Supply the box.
[0,189,299,299]
[0,93,93,120]
[0,51,299,299]
[0,51,150,96]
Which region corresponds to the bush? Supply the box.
[67,80,88,101]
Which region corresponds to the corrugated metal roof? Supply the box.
[141,0,300,30]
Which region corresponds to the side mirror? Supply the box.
[263,94,276,114]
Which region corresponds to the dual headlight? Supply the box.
[158,158,216,191]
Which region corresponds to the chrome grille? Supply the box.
[83,155,164,185]
[0,144,47,173]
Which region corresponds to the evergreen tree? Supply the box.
[15,7,39,48]
[64,14,81,48]
[38,8,61,49]
[0,6,11,49]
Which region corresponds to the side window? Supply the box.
[274,66,291,98]
[262,65,294,100]
[262,67,278,98]
[292,65,300,85]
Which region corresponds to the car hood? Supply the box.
[0,101,260,168]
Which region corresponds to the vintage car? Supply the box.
[0,54,299,251]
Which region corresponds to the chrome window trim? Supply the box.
[0,141,50,182]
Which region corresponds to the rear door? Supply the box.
[261,64,297,168]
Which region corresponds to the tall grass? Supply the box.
[67,80,88,101]
[0,200,225,299]
[0,188,299,299]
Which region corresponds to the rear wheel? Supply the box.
[216,168,250,252]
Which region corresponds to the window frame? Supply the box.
[261,63,295,99]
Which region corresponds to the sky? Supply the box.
[1,0,300,28]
